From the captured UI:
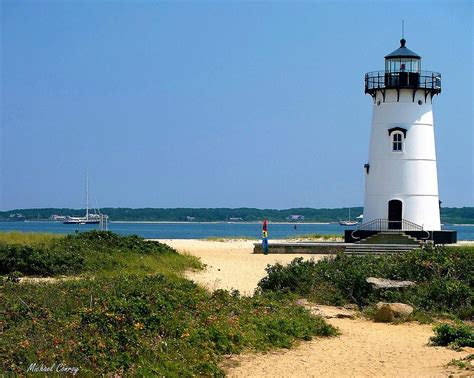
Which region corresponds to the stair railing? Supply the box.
[351,219,430,241]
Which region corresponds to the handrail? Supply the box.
[350,219,430,241]
[355,218,424,231]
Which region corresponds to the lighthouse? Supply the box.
[347,38,456,244]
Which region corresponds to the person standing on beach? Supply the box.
[262,219,269,255]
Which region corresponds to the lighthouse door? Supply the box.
[388,200,402,230]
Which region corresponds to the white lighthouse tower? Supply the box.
[348,38,456,244]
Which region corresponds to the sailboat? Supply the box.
[339,208,359,226]
[63,173,105,225]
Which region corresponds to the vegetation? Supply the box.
[0,230,200,278]
[289,233,342,241]
[203,236,257,242]
[257,245,474,319]
[431,323,474,348]
[0,231,337,375]
[1,207,365,222]
[440,207,474,224]
[1,276,336,375]
[447,354,473,371]
[0,232,61,246]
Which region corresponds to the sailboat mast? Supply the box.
[85,170,89,221]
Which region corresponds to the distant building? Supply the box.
[51,215,67,221]
[288,215,305,221]
[229,217,243,221]
[186,216,195,222]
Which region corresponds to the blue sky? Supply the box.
[1,0,472,210]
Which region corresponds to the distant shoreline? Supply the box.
[2,220,473,226]
[2,207,472,226]
[110,221,334,225]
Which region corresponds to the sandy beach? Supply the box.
[157,239,329,295]
[158,239,472,377]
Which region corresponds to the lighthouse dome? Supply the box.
[385,39,421,59]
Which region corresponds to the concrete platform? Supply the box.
[253,242,346,254]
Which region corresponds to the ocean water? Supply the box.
[0,221,473,241]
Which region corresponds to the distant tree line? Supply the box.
[439,207,474,224]
[0,207,473,224]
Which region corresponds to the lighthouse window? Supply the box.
[385,58,420,73]
[392,133,403,151]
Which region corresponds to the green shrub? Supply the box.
[257,245,474,317]
[258,254,383,306]
[431,322,474,348]
[0,231,181,277]
[412,279,472,312]
[258,258,319,295]
[387,244,473,283]
[0,243,84,276]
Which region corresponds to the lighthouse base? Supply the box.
[344,230,457,244]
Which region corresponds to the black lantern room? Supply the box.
[365,39,441,102]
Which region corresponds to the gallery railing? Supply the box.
[365,70,441,95]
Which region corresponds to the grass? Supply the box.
[447,354,473,371]
[203,236,257,242]
[94,250,202,279]
[0,231,61,246]
[1,231,337,375]
[202,234,343,242]
[288,233,342,241]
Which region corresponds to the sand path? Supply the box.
[159,239,472,377]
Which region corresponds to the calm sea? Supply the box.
[0,221,473,241]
